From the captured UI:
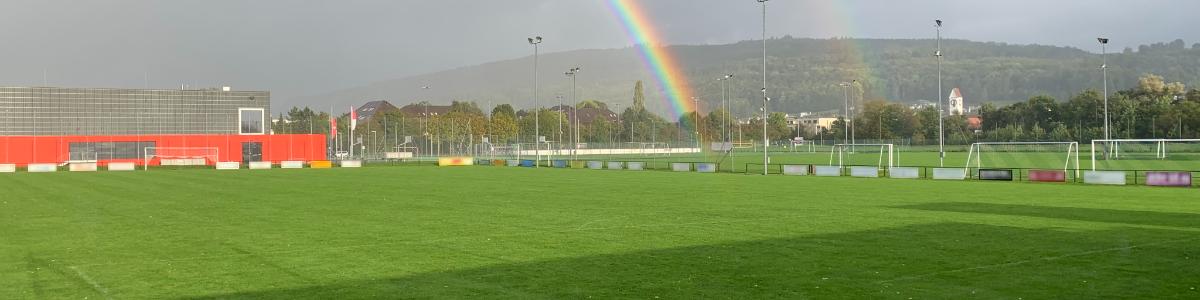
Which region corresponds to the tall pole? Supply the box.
[422,85,430,158]
[528,36,543,167]
[1099,38,1110,143]
[566,67,580,160]
[693,97,701,150]
[935,19,945,167]
[758,0,769,175]
[841,82,850,146]
[557,95,563,157]
[850,80,857,150]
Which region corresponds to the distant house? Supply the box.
[967,115,983,131]
[398,103,452,118]
[794,115,840,132]
[354,100,400,122]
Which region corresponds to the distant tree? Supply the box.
[633,80,646,110]
[491,104,516,119]
[449,101,483,116]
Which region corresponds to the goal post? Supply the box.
[143,147,219,170]
[965,142,1079,176]
[828,143,895,168]
[1090,139,1200,170]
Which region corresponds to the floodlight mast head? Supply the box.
[935,19,942,27]
[1097,37,1109,44]
[528,36,543,45]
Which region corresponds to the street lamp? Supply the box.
[565,67,581,161]
[528,36,543,167]
[935,19,945,167]
[1098,37,1110,143]
[758,0,769,175]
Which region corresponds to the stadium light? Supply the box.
[935,19,945,167]
[528,36,543,167]
[840,82,851,148]
[1098,37,1110,145]
[565,67,581,161]
[718,74,735,172]
[758,0,769,175]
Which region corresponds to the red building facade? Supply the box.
[0,134,326,167]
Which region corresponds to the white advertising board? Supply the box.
[215,162,241,170]
[587,161,604,169]
[671,163,691,172]
[782,165,809,176]
[27,164,57,172]
[850,166,879,178]
[626,162,645,170]
[280,161,304,169]
[889,167,920,179]
[0,164,17,173]
[814,166,841,177]
[607,161,624,170]
[249,161,272,170]
[340,160,362,168]
[932,168,967,180]
[69,163,98,172]
[107,162,136,171]
[1083,171,1126,185]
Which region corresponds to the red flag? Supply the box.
[350,106,358,131]
[330,117,337,137]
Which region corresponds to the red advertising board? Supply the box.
[1029,170,1066,182]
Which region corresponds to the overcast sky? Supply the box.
[1,0,1197,107]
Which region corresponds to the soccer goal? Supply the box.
[143,147,219,170]
[1090,139,1200,170]
[965,142,1079,175]
[828,143,895,168]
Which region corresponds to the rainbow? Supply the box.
[606,0,695,118]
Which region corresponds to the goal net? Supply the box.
[828,143,895,168]
[966,142,1079,175]
[1091,139,1200,170]
[143,147,219,170]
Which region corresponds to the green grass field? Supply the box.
[559,148,1200,174]
[3,166,1199,298]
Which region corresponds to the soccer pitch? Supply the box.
[2,167,1199,298]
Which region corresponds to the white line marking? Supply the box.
[68,266,111,299]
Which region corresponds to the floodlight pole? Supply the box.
[758,0,769,175]
[566,67,581,161]
[693,97,701,151]
[528,36,543,167]
[1099,37,1110,143]
[557,95,563,157]
[719,74,733,147]
[840,82,850,147]
[935,19,945,167]
[850,80,857,152]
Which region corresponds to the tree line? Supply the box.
[274,74,1200,152]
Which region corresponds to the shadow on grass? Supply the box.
[185,223,1199,299]
[897,202,1200,229]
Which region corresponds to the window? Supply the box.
[239,108,265,135]
[69,141,156,160]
